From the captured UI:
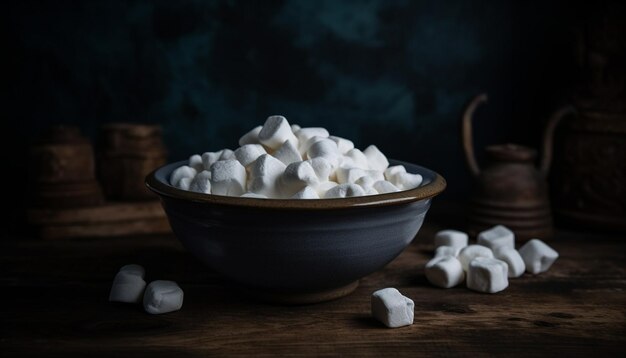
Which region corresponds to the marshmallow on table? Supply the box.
[188,154,203,171]
[329,135,354,154]
[280,161,319,196]
[324,183,365,198]
[425,256,465,288]
[189,170,212,194]
[248,154,287,198]
[458,245,494,272]
[518,239,559,274]
[345,148,369,170]
[434,230,468,250]
[273,140,302,166]
[434,245,461,258]
[371,288,414,328]
[306,157,332,182]
[314,181,338,197]
[209,160,247,196]
[234,144,266,167]
[109,264,146,304]
[477,225,515,251]
[175,177,192,191]
[291,186,319,199]
[373,180,400,194]
[258,115,298,150]
[494,247,526,278]
[238,125,262,146]
[170,165,197,187]
[363,145,389,171]
[467,257,509,293]
[143,280,184,314]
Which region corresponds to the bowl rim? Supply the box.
[146,159,446,210]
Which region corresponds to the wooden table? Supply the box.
[2,217,625,356]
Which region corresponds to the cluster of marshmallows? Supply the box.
[109,264,184,314]
[169,115,424,199]
[425,225,559,293]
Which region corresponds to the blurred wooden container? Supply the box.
[29,126,103,208]
[99,124,167,200]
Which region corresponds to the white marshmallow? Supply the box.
[518,239,559,274]
[209,160,247,196]
[170,165,197,187]
[328,135,354,154]
[384,165,406,181]
[354,175,376,189]
[425,256,465,288]
[458,245,494,272]
[306,157,332,182]
[373,180,400,194]
[119,264,145,278]
[280,161,319,197]
[189,170,212,194]
[258,115,298,150]
[477,225,515,251]
[298,135,326,157]
[371,288,414,328]
[273,140,303,166]
[241,192,268,199]
[219,149,236,161]
[234,144,266,167]
[238,125,262,146]
[307,138,339,166]
[291,186,319,199]
[324,183,365,198]
[434,230,468,250]
[336,167,367,184]
[295,127,329,144]
[392,172,423,190]
[336,155,356,169]
[467,257,509,293]
[290,124,301,133]
[345,148,369,169]
[109,271,146,304]
[188,154,203,171]
[143,280,184,315]
[201,151,223,170]
[175,177,192,191]
[494,247,526,278]
[248,154,286,197]
[314,181,338,197]
[363,145,389,171]
[434,245,461,258]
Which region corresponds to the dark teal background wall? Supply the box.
[4,0,583,205]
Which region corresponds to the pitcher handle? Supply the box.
[539,106,576,177]
[462,94,488,177]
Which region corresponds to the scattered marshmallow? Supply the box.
[329,135,354,154]
[425,256,465,288]
[189,170,212,194]
[258,115,298,150]
[494,247,526,278]
[234,144,266,167]
[209,160,247,196]
[238,125,262,146]
[188,154,203,171]
[324,183,365,198]
[170,165,196,187]
[477,225,515,251]
[143,280,184,315]
[363,145,389,171]
[458,245,494,272]
[466,257,509,293]
[434,230,468,250]
[109,264,147,304]
[434,245,461,258]
[248,154,286,198]
[291,186,320,199]
[273,140,302,166]
[371,288,414,328]
[373,180,400,194]
[518,239,559,274]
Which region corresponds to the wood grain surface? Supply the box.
[1,219,625,357]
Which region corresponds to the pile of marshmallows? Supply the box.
[371,226,559,328]
[169,115,423,199]
[109,264,184,315]
[425,225,559,293]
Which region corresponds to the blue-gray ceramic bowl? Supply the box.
[146,160,445,304]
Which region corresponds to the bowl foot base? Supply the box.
[238,280,359,305]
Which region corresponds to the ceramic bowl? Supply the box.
[146,160,445,304]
